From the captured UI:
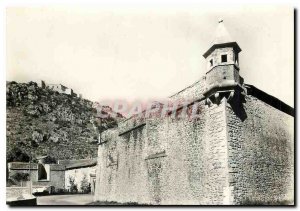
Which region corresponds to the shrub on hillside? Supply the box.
[7,147,30,162]
[43,156,57,164]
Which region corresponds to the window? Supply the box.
[209,59,213,67]
[221,54,227,63]
[38,164,48,180]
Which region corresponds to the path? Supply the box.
[37,194,93,205]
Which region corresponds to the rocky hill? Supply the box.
[6,81,121,162]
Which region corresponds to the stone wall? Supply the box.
[6,187,31,199]
[204,47,241,88]
[169,78,205,102]
[206,65,239,87]
[6,186,36,205]
[226,95,294,205]
[94,92,294,205]
[94,99,232,205]
[206,47,236,70]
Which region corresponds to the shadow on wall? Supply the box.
[228,95,247,122]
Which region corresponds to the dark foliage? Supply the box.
[69,176,78,193]
[11,172,30,182]
[43,156,57,164]
[80,175,91,194]
[7,147,30,162]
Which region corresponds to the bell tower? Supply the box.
[203,19,246,104]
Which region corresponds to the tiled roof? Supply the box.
[58,158,97,170]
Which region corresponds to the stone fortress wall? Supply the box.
[93,20,294,205]
[94,87,293,205]
[226,94,294,204]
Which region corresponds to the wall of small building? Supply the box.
[51,169,65,190]
[94,99,231,205]
[65,167,95,192]
[9,163,95,192]
[226,95,294,205]
[33,171,65,191]
[32,165,65,191]
[47,84,62,92]
[64,88,73,95]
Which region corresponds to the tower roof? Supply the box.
[212,19,234,44]
[203,19,241,58]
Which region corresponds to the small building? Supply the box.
[8,162,65,193]
[37,80,77,96]
[47,84,74,95]
[8,158,98,194]
[58,158,97,193]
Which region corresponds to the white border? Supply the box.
[1,0,298,210]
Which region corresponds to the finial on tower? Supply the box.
[203,19,241,58]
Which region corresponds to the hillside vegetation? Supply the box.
[6,81,120,162]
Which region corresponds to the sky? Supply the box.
[6,5,294,107]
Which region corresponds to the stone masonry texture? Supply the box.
[226,95,294,204]
[94,86,294,205]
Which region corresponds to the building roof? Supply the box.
[212,19,234,45]
[58,158,97,170]
[8,162,38,170]
[245,84,294,117]
[203,19,241,58]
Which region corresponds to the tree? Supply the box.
[11,172,29,182]
[80,174,91,194]
[93,117,118,134]
[69,176,78,193]
[92,117,118,144]
[7,147,30,162]
[43,156,57,164]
